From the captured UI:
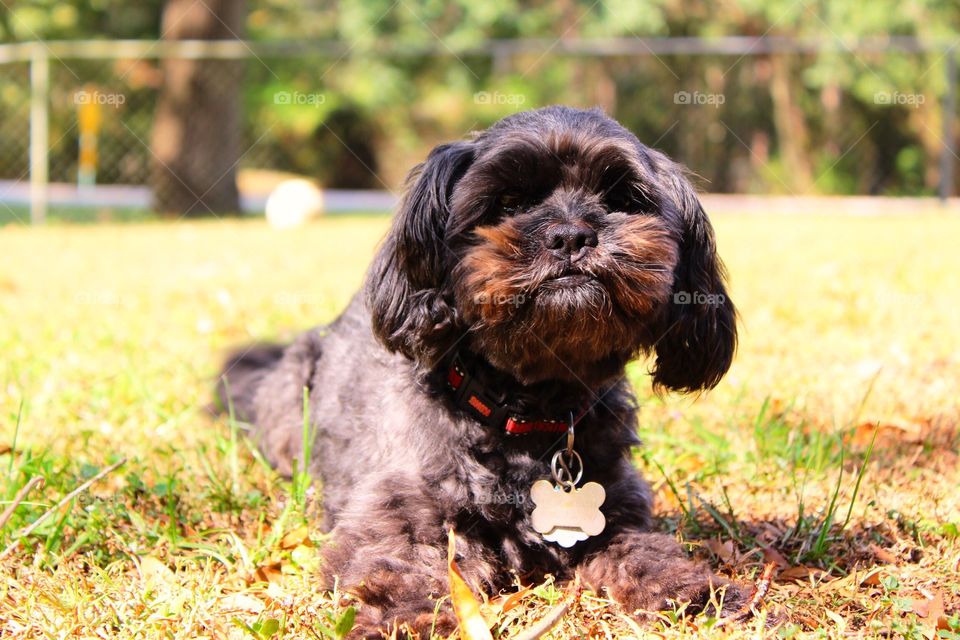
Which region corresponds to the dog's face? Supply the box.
[368,106,736,391]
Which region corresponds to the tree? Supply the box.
[150,0,246,216]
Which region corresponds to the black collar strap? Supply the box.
[446,355,587,435]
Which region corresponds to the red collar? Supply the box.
[446,355,587,435]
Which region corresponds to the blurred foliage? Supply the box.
[0,0,163,41]
[0,0,958,193]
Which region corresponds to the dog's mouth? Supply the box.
[533,271,609,311]
[543,273,594,288]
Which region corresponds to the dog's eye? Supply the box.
[498,194,522,213]
[602,187,634,213]
[603,185,655,214]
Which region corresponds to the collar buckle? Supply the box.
[448,355,512,428]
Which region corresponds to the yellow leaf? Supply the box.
[139,555,174,582]
[485,586,533,617]
[448,529,494,640]
[824,609,846,634]
[859,568,884,587]
[255,561,284,584]
[280,525,311,549]
[221,592,266,614]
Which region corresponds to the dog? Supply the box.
[218,105,741,637]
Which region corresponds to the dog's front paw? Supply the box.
[615,560,744,617]
[663,572,751,618]
[579,532,752,620]
[343,566,456,639]
[350,607,456,640]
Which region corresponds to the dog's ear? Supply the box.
[649,156,737,393]
[366,141,475,367]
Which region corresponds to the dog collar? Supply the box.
[446,355,587,435]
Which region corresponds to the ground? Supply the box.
[1,212,958,639]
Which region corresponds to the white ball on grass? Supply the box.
[265,179,324,228]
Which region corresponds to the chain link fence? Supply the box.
[1,37,958,223]
[1,41,393,222]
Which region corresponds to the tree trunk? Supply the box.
[151,0,246,216]
[769,54,814,193]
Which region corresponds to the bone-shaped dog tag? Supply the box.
[530,479,606,548]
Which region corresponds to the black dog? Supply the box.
[219,105,740,637]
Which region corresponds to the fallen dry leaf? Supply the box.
[824,608,847,633]
[485,586,533,618]
[220,592,266,614]
[655,485,682,513]
[139,555,174,582]
[868,543,898,564]
[850,419,927,447]
[779,566,826,583]
[702,538,736,565]
[448,529,494,640]
[910,590,944,619]
[911,590,946,639]
[264,581,289,605]
[819,567,884,596]
[760,544,791,569]
[254,561,283,585]
[280,525,311,549]
[754,521,788,545]
[858,568,884,587]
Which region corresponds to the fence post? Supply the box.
[940,49,957,204]
[29,42,49,225]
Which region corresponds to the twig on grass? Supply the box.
[514,577,582,640]
[0,458,126,561]
[0,476,45,530]
[513,601,570,640]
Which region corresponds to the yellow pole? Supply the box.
[76,85,102,189]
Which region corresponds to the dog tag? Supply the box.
[530,479,606,548]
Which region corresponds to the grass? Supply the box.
[0,205,159,225]
[1,212,959,639]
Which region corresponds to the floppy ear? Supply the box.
[649,156,737,393]
[366,141,475,368]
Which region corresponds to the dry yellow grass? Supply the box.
[0,212,958,639]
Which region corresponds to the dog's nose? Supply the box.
[544,222,598,262]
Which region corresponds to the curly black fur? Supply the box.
[217,106,741,638]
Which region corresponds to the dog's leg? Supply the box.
[341,559,457,639]
[321,479,499,639]
[578,529,747,618]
